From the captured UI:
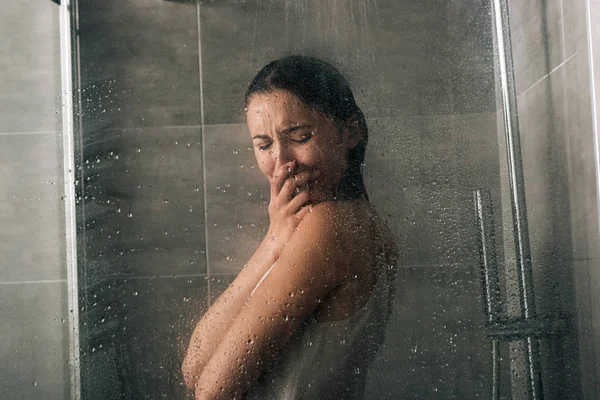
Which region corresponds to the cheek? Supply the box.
[297,140,329,166]
[311,141,344,168]
[255,151,275,177]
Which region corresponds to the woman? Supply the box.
[182,56,398,400]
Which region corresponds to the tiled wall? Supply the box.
[77,0,512,399]
[0,1,71,399]
[506,0,600,398]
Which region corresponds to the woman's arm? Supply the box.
[182,160,311,389]
[181,236,279,389]
[193,206,348,400]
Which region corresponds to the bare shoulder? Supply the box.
[313,201,399,266]
[286,201,347,254]
[290,202,357,252]
[298,201,358,230]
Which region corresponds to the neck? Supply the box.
[338,165,368,200]
[312,169,368,203]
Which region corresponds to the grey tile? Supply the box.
[518,68,574,263]
[509,0,565,95]
[204,124,270,275]
[564,51,599,260]
[80,276,208,400]
[573,260,600,398]
[584,183,600,260]
[199,0,495,124]
[589,0,600,42]
[78,0,201,130]
[364,113,502,267]
[590,258,600,333]
[208,274,236,304]
[538,330,583,399]
[0,282,70,400]
[573,261,593,332]
[0,1,61,133]
[357,0,496,117]
[79,341,121,400]
[0,133,66,281]
[81,126,207,279]
[364,264,496,399]
[532,257,577,316]
[562,0,589,58]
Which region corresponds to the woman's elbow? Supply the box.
[181,355,203,391]
[194,383,244,400]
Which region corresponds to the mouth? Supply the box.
[290,171,312,196]
[290,169,321,196]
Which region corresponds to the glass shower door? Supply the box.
[68,0,591,399]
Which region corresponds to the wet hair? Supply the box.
[245,55,369,199]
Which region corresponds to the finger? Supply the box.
[279,177,297,202]
[286,189,310,213]
[291,172,310,188]
[294,203,312,221]
[270,161,295,197]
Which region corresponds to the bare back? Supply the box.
[309,200,398,323]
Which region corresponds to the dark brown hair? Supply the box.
[245,56,368,199]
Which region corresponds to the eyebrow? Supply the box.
[252,124,311,140]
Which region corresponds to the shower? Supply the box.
[1,0,598,398]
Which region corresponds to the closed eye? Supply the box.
[290,131,314,144]
[257,142,272,151]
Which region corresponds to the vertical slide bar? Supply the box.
[491,0,543,399]
[59,0,81,398]
[473,189,502,400]
[473,189,502,323]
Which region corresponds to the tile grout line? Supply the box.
[197,2,212,306]
[108,274,209,280]
[0,130,58,136]
[0,279,68,285]
[559,0,574,228]
[559,0,567,63]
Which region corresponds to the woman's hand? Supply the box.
[264,160,311,258]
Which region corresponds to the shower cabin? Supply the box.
[15,0,598,398]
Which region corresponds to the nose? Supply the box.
[273,142,294,170]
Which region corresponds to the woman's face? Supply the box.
[246,89,360,201]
